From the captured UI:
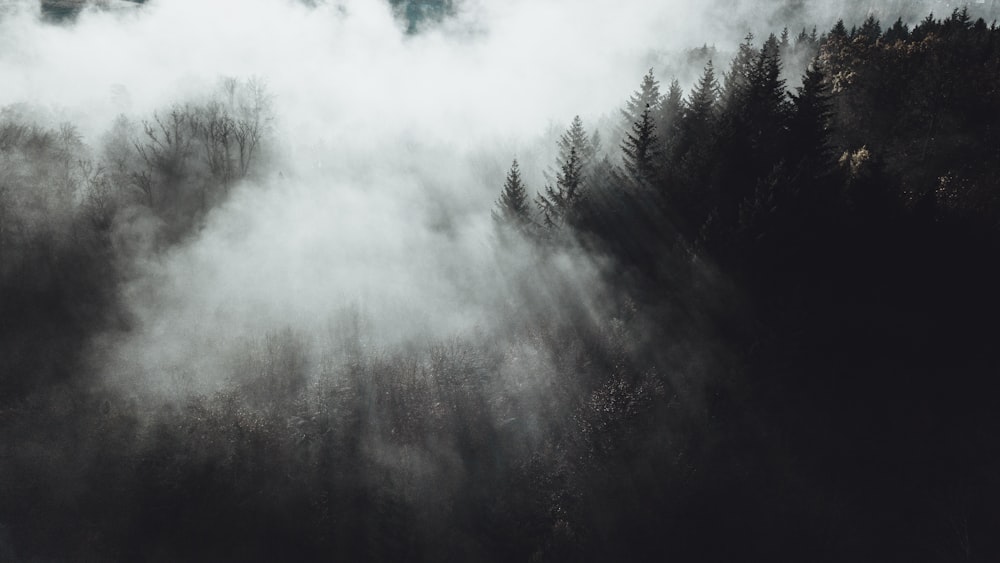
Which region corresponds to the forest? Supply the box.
[3,1,1000,561]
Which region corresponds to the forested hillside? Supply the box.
[3,4,1000,562]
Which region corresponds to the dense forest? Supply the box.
[3,2,1000,561]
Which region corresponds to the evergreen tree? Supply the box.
[686,60,720,125]
[621,104,662,187]
[830,19,848,40]
[750,34,790,122]
[789,62,834,170]
[945,7,972,33]
[492,159,533,233]
[558,115,596,174]
[792,26,821,58]
[911,13,939,41]
[590,129,603,160]
[537,145,585,229]
[858,15,882,43]
[711,34,791,223]
[884,18,910,43]
[720,34,789,149]
[556,145,584,204]
[677,60,720,170]
[796,27,810,45]
[658,79,684,143]
[623,69,663,129]
[721,33,758,110]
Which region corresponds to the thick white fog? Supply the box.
[0,0,971,397]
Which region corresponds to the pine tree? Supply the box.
[590,129,603,159]
[537,145,585,229]
[830,19,848,40]
[796,27,810,46]
[687,60,720,124]
[789,62,834,169]
[676,60,720,162]
[743,35,790,159]
[858,15,882,43]
[621,104,662,186]
[911,13,939,41]
[712,34,791,221]
[752,35,789,117]
[558,115,596,174]
[721,33,758,110]
[724,34,789,141]
[623,69,663,129]
[946,7,972,32]
[658,79,684,140]
[668,60,722,228]
[556,145,584,204]
[884,18,910,43]
[492,159,533,232]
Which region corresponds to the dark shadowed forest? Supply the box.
[4,1,1000,561]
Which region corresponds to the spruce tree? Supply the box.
[621,104,662,187]
[679,59,720,155]
[687,60,720,124]
[742,35,790,168]
[721,33,758,111]
[946,7,972,32]
[911,13,939,41]
[884,18,910,43]
[858,15,882,43]
[751,35,789,123]
[590,129,603,159]
[788,62,835,181]
[830,19,849,40]
[492,159,533,232]
[537,145,584,229]
[623,69,663,129]
[558,115,596,174]
[796,27,810,46]
[658,79,684,144]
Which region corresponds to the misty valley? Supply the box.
[3,1,1000,561]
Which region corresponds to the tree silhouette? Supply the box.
[621,104,662,188]
[492,159,533,235]
[658,79,684,154]
[622,68,662,129]
[537,145,584,230]
[788,61,834,170]
[558,115,597,178]
[686,60,720,128]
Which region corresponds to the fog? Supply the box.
[2,0,710,398]
[3,0,999,559]
[3,0,965,401]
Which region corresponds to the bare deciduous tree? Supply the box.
[79,160,116,234]
[133,106,197,210]
[232,77,272,178]
[196,100,236,190]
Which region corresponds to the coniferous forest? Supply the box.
[4,1,1000,561]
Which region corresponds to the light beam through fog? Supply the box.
[1,0,722,397]
[3,0,1000,560]
[1,0,966,395]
